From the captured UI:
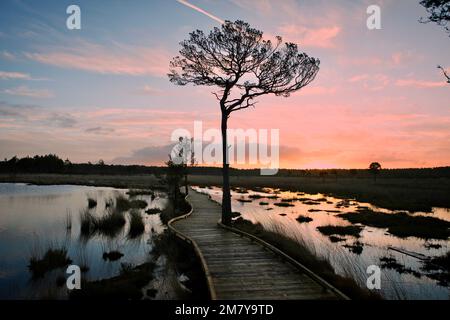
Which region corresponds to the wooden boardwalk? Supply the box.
[169,189,348,300]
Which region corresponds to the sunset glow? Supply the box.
[0,0,449,169]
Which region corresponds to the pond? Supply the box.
[194,186,450,300]
[0,183,172,299]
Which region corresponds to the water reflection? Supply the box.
[194,186,450,300]
[0,183,167,299]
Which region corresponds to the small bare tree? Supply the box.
[420,1,450,83]
[168,20,320,225]
[438,65,450,83]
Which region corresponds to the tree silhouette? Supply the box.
[437,65,450,83]
[420,0,450,35]
[419,1,450,83]
[168,20,320,225]
[369,162,382,182]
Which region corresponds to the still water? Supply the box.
[195,186,450,300]
[0,183,168,299]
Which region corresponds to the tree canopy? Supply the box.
[168,20,320,115]
[420,0,450,35]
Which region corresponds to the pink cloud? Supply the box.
[0,71,31,80]
[348,74,390,91]
[3,85,53,98]
[395,79,447,88]
[300,85,337,96]
[278,24,341,48]
[391,51,421,66]
[136,85,164,96]
[230,0,272,16]
[1,51,16,61]
[25,41,170,76]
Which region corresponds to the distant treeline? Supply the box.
[1,154,450,179]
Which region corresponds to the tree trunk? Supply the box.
[221,112,232,225]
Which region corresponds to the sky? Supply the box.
[0,0,449,169]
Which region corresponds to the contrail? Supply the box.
[176,0,224,24]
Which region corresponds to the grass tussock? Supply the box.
[28,247,72,279]
[128,210,145,238]
[79,208,126,238]
[87,198,97,208]
[116,196,148,211]
[145,207,161,215]
[421,251,450,286]
[232,218,381,300]
[102,251,124,261]
[273,202,294,207]
[343,242,364,255]
[317,225,363,238]
[236,198,252,203]
[338,210,450,239]
[380,257,421,278]
[296,215,313,223]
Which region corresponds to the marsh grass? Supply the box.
[236,198,252,203]
[76,248,90,273]
[151,232,209,299]
[87,198,97,208]
[128,210,145,239]
[105,198,114,209]
[189,174,450,212]
[380,256,421,278]
[329,236,345,243]
[65,210,72,231]
[126,189,154,197]
[28,247,72,279]
[116,196,148,211]
[145,208,161,215]
[232,218,381,299]
[296,215,313,223]
[303,200,321,205]
[343,242,364,255]
[427,251,450,270]
[102,250,124,261]
[231,211,241,218]
[338,210,450,239]
[159,194,191,225]
[421,251,450,286]
[274,202,294,207]
[70,262,155,300]
[79,207,126,238]
[317,225,363,238]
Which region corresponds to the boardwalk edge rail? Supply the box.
[167,193,218,300]
[218,220,351,300]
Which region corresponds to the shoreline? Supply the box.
[2,172,450,212]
